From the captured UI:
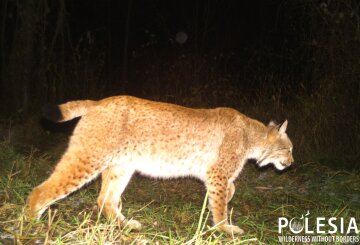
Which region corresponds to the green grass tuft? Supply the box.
[1,132,359,244]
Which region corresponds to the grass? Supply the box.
[0,126,359,244]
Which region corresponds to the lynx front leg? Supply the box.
[206,173,244,235]
[227,182,235,203]
[97,165,141,230]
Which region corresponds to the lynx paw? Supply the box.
[124,219,142,231]
[218,224,244,235]
[24,207,37,221]
[24,203,46,221]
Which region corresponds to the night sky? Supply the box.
[67,0,283,47]
[63,0,308,89]
[2,0,316,101]
[65,1,302,55]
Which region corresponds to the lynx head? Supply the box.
[256,120,294,171]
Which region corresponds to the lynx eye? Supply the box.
[276,147,289,152]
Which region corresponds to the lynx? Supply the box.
[26,95,294,234]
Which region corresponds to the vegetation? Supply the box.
[0,133,359,244]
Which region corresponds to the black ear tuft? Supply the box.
[42,104,63,122]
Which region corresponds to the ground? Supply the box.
[0,126,359,244]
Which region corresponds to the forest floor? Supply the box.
[0,123,359,244]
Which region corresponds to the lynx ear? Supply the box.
[268,121,277,127]
[279,120,288,134]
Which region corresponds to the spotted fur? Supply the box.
[26,95,294,234]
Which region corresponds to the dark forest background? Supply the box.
[0,0,359,169]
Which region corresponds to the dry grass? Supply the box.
[0,135,359,244]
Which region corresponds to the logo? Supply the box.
[277,211,359,243]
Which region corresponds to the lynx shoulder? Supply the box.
[27,95,294,234]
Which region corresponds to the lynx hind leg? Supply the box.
[206,173,243,235]
[97,165,141,231]
[26,151,104,219]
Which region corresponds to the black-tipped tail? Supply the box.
[42,104,63,122]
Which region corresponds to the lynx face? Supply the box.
[257,120,294,171]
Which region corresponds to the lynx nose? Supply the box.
[283,155,294,167]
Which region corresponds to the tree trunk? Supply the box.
[5,0,39,115]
